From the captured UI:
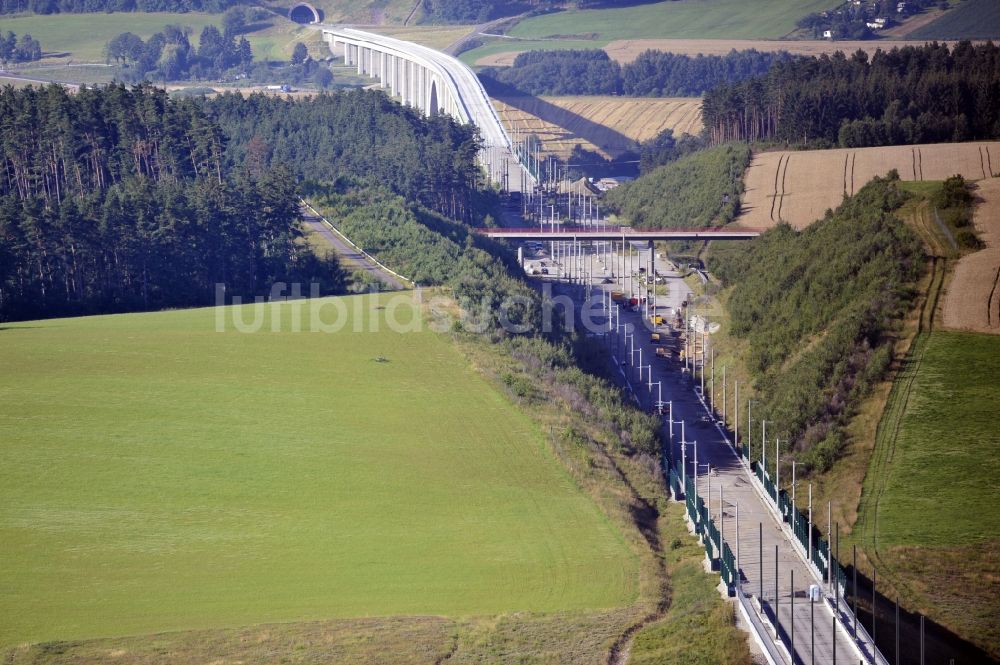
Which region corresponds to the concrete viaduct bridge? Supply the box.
[321,27,535,193]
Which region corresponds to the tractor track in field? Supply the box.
[777,153,790,220]
[857,255,945,601]
[769,154,785,222]
[987,265,1000,328]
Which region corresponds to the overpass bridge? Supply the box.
[321,27,535,193]
[477,227,763,241]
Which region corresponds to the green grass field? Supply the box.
[910,0,1000,40]
[0,12,325,67]
[461,0,840,64]
[860,330,1000,548]
[851,329,1000,658]
[0,13,223,62]
[0,293,636,649]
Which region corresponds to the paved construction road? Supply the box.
[301,207,408,291]
[545,240,885,665]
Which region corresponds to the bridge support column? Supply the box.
[388,54,396,96]
[379,51,386,87]
[402,59,409,104]
[395,56,402,99]
[406,60,414,105]
[416,66,425,112]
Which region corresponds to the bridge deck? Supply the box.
[476,227,762,241]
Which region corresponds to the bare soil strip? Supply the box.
[739,141,1000,230]
[936,178,1000,334]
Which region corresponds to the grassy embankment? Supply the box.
[840,180,999,661]
[459,0,840,65]
[701,176,997,662]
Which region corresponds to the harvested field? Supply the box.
[473,38,980,66]
[493,95,701,159]
[738,141,1000,230]
[941,177,1000,334]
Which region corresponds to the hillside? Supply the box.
[606,143,750,228]
[493,95,701,159]
[739,141,1000,230]
[710,173,926,469]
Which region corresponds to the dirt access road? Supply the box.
[941,177,1000,334]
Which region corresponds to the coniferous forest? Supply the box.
[702,41,1000,147]
[480,48,790,98]
[0,84,487,322]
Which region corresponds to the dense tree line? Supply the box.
[0,0,245,14]
[479,48,791,97]
[0,30,42,64]
[204,90,492,223]
[0,82,494,321]
[481,50,621,96]
[707,174,925,471]
[0,83,344,321]
[605,143,750,228]
[637,127,705,174]
[702,41,1000,147]
[107,25,252,82]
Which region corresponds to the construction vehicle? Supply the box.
[650,314,664,326]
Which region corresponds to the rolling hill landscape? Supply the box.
[2,0,1000,663]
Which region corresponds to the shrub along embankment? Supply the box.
[708,173,926,472]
